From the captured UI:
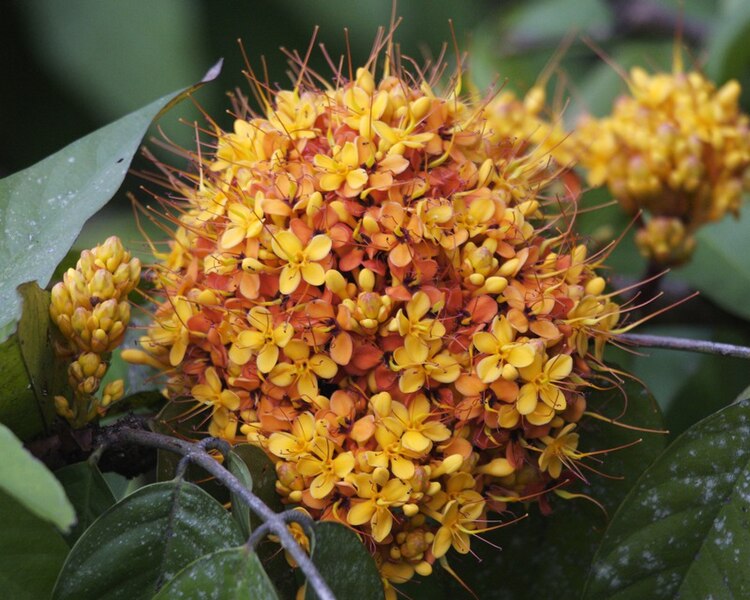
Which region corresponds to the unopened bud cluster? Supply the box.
[577,67,750,265]
[49,236,140,426]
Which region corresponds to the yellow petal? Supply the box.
[333,451,355,477]
[279,265,302,294]
[546,354,573,379]
[256,344,279,373]
[432,526,453,559]
[402,430,431,454]
[408,291,431,320]
[300,262,326,286]
[507,344,536,368]
[346,168,369,190]
[347,500,376,526]
[391,455,415,480]
[516,384,538,415]
[399,368,424,394]
[220,227,246,250]
[305,235,333,261]
[310,355,338,379]
[476,355,502,384]
[473,332,499,355]
[371,508,393,543]
[309,473,335,499]
[272,230,303,260]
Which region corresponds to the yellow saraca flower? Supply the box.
[269,340,338,400]
[297,437,355,499]
[538,423,580,479]
[267,412,317,460]
[347,468,412,543]
[430,493,486,559]
[143,295,197,367]
[191,367,241,414]
[313,140,369,196]
[381,395,450,455]
[219,198,265,250]
[388,291,445,349]
[271,231,332,294]
[472,316,536,383]
[228,307,294,373]
[517,353,573,424]
[390,340,460,394]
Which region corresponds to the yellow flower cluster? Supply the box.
[125,63,622,594]
[50,236,140,426]
[577,66,750,264]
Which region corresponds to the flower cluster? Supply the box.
[50,236,141,426]
[576,66,750,265]
[125,62,623,594]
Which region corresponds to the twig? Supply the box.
[617,333,750,359]
[106,428,336,600]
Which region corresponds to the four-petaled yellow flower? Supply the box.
[472,316,536,383]
[388,291,446,350]
[517,353,573,424]
[191,366,241,414]
[538,423,580,479]
[391,340,461,394]
[219,198,265,249]
[268,412,318,460]
[272,231,332,294]
[297,437,355,499]
[269,340,339,400]
[313,140,369,197]
[229,307,294,373]
[347,469,411,542]
[382,395,451,456]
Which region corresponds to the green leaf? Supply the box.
[305,521,384,600]
[227,450,254,538]
[152,546,280,600]
[0,282,67,439]
[230,444,284,528]
[0,61,221,343]
[583,397,750,599]
[678,208,750,321]
[52,480,244,600]
[399,378,667,599]
[0,490,69,600]
[55,461,116,544]
[0,422,75,531]
[706,1,750,83]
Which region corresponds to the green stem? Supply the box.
[617,333,750,359]
[107,428,336,600]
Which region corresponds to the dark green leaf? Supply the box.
[0,334,46,440]
[400,378,667,599]
[52,480,244,599]
[0,490,69,600]
[679,209,750,321]
[305,521,383,600]
[0,61,221,343]
[706,2,750,83]
[584,398,750,599]
[0,282,67,439]
[227,450,254,538]
[55,461,116,544]
[152,546,280,600]
[231,443,284,528]
[0,422,75,531]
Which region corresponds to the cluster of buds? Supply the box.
[50,236,140,426]
[126,60,625,596]
[576,65,750,265]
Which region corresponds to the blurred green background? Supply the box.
[3,0,750,433]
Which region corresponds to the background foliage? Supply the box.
[2,0,750,598]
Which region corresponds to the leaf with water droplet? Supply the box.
[52,479,243,600]
[0,60,222,343]
[583,397,750,599]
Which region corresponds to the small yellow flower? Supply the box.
[472,316,536,383]
[516,353,573,423]
[269,340,338,400]
[297,437,355,499]
[228,307,294,373]
[388,291,445,349]
[191,367,241,414]
[538,423,580,479]
[390,340,460,394]
[313,140,369,196]
[268,412,318,460]
[219,196,265,249]
[347,468,411,542]
[271,231,332,294]
[382,395,450,456]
